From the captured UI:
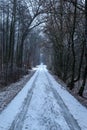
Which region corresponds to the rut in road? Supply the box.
[9,66,81,130]
[45,71,81,130]
[9,71,39,130]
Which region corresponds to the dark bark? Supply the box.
[17,38,24,68]
[9,0,17,72]
[74,40,85,82]
[78,65,87,96]
[68,0,77,90]
[63,40,71,81]
[78,0,87,96]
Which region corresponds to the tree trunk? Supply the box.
[78,0,87,96]
[5,5,10,84]
[78,65,87,96]
[9,0,17,73]
[17,37,24,68]
[74,40,85,82]
[68,0,77,90]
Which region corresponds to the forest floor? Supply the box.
[0,69,87,112]
[0,64,87,130]
[0,66,87,113]
[0,69,35,112]
[53,75,87,108]
[0,67,87,113]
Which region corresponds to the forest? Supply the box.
[0,0,87,97]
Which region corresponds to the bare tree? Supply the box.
[78,0,87,96]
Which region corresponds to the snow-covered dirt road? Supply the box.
[0,65,87,130]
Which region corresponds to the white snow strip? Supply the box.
[22,69,70,130]
[47,70,87,130]
[0,69,39,130]
[0,65,87,130]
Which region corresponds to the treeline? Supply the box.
[42,0,87,96]
[0,0,43,86]
[0,0,86,96]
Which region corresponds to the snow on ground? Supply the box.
[0,71,35,112]
[0,70,39,130]
[46,69,87,130]
[22,68,70,130]
[0,64,87,130]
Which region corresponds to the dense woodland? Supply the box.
[0,0,43,85]
[0,0,87,97]
[42,0,87,97]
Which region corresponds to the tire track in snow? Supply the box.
[45,71,81,130]
[40,95,63,130]
[9,71,39,130]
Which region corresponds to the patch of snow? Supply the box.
[22,69,70,130]
[0,71,35,112]
[0,70,39,130]
[0,64,87,130]
[47,70,87,130]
